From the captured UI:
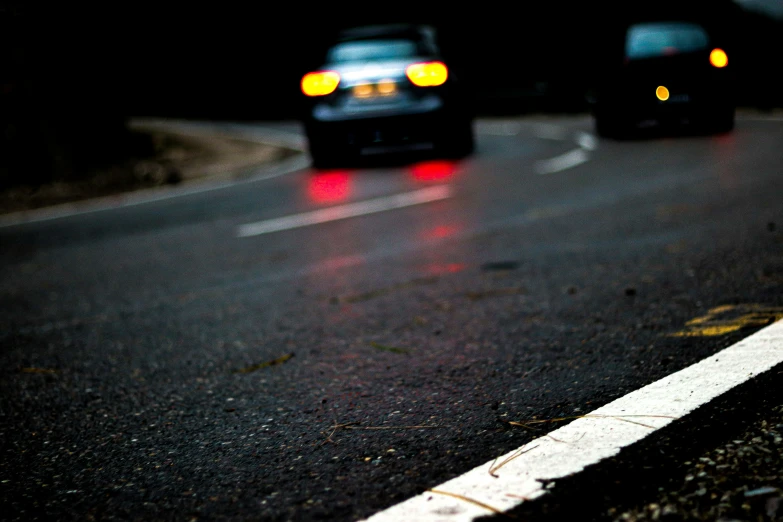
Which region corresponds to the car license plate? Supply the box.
[669,94,690,103]
[352,82,398,100]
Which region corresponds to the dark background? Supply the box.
[2,0,782,187]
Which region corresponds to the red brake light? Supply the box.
[301,71,340,96]
[405,61,448,87]
[710,48,728,68]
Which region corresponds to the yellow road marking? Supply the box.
[671,304,783,337]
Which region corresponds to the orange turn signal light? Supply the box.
[353,83,374,98]
[656,86,670,101]
[377,79,397,95]
[710,48,728,68]
[406,61,448,87]
[301,71,340,96]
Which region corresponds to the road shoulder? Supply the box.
[0,121,302,221]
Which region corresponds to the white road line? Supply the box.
[529,125,596,174]
[360,319,783,522]
[575,131,598,151]
[236,185,452,238]
[534,148,590,174]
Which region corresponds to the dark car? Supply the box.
[298,24,475,168]
[588,20,736,138]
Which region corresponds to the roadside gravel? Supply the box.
[612,405,783,521]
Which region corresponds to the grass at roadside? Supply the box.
[0,127,298,216]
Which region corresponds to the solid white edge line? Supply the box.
[360,319,783,522]
[236,185,452,238]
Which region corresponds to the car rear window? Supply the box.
[326,40,419,63]
[625,22,709,60]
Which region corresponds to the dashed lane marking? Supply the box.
[360,318,783,522]
[477,120,596,174]
[533,126,596,174]
[575,131,598,151]
[534,148,590,174]
[236,185,453,238]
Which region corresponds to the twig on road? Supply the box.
[232,353,294,374]
[489,444,540,477]
[428,489,516,518]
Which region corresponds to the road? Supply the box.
[1,112,782,521]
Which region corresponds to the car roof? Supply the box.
[335,24,437,44]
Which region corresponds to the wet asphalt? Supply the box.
[1,114,782,521]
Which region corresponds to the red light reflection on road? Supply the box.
[320,254,365,272]
[422,224,460,240]
[713,131,739,190]
[421,263,467,275]
[308,171,352,203]
[409,160,457,182]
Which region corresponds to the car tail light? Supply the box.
[709,48,728,68]
[301,71,340,96]
[656,86,670,101]
[405,61,448,87]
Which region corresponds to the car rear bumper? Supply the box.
[311,94,445,123]
[304,107,467,153]
[594,83,734,127]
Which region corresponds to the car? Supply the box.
[298,23,475,168]
[588,19,736,138]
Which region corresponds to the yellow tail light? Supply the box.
[710,48,728,68]
[301,71,340,96]
[405,61,448,87]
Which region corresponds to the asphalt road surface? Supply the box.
[1,112,782,521]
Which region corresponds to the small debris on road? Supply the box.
[232,353,294,374]
[370,342,409,354]
[465,287,526,301]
